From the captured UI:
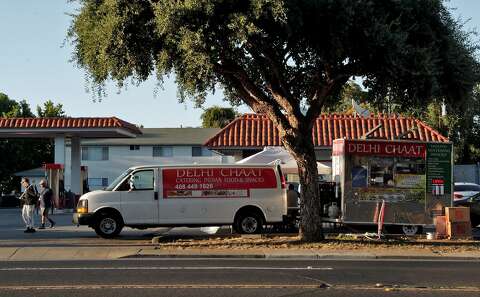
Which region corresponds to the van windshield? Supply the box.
[105,169,133,191]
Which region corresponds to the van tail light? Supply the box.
[454,193,463,200]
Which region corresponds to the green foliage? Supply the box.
[0,94,66,194]
[201,106,236,128]
[37,100,66,118]
[69,0,479,113]
[420,86,480,163]
[0,94,34,117]
[324,81,370,114]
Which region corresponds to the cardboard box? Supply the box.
[445,207,470,223]
[434,215,447,239]
[447,221,472,240]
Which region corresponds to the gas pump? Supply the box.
[78,166,89,206]
[44,164,65,209]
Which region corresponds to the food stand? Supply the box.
[331,139,453,234]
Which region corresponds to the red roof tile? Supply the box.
[205,114,448,148]
[0,117,142,135]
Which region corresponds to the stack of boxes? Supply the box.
[434,215,448,239]
[445,207,472,240]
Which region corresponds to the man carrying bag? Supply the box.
[19,177,38,233]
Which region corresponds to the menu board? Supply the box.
[426,143,452,195]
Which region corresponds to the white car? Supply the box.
[454,182,480,202]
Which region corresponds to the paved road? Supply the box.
[0,259,479,297]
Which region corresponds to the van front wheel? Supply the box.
[235,212,264,234]
[94,212,124,238]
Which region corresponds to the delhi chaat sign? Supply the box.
[334,140,426,158]
[162,167,278,199]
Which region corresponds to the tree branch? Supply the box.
[305,74,349,124]
[213,61,293,135]
[245,41,304,124]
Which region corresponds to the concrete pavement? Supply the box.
[2,243,480,261]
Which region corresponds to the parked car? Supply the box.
[0,194,20,208]
[453,192,480,227]
[454,182,480,202]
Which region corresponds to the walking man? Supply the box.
[38,179,55,229]
[20,177,37,233]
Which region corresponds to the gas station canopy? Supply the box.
[0,117,141,199]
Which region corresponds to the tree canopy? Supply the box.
[201,106,237,128]
[68,0,479,241]
[37,100,66,118]
[0,93,67,194]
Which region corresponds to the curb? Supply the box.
[120,253,480,261]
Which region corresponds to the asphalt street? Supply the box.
[0,208,200,244]
[0,259,479,297]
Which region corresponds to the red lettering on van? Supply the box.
[162,168,277,198]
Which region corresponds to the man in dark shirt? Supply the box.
[20,177,37,233]
[38,179,56,229]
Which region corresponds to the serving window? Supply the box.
[351,156,425,189]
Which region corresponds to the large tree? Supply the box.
[68,0,479,241]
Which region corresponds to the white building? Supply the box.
[63,128,233,191]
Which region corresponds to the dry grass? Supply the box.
[152,234,480,254]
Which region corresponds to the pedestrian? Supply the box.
[286,183,300,219]
[19,177,37,233]
[287,183,300,209]
[38,179,56,229]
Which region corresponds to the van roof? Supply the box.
[129,163,278,170]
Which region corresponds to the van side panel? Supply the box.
[158,166,285,224]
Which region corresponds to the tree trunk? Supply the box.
[283,129,324,242]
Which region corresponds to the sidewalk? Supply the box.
[1,234,480,261]
[2,245,480,261]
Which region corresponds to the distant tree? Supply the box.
[37,100,66,117]
[420,85,480,163]
[324,81,370,114]
[201,106,236,128]
[0,93,18,116]
[0,94,34,118]
[69,0,479,241]
[0,96,64,194]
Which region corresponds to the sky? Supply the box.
[0,0,479,128]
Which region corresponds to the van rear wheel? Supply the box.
[235,212,264,234]
[94,212,124,238]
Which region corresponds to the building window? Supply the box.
[192,146,212,157]
[153,146,173,157]
[130,145,140,151]
[82,146,109,161]
[88,178,109,187]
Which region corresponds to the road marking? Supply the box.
[0,266,333,271]
[0,284,328,290]
[0,284,479,292]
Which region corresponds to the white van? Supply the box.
[73,164,287,238]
